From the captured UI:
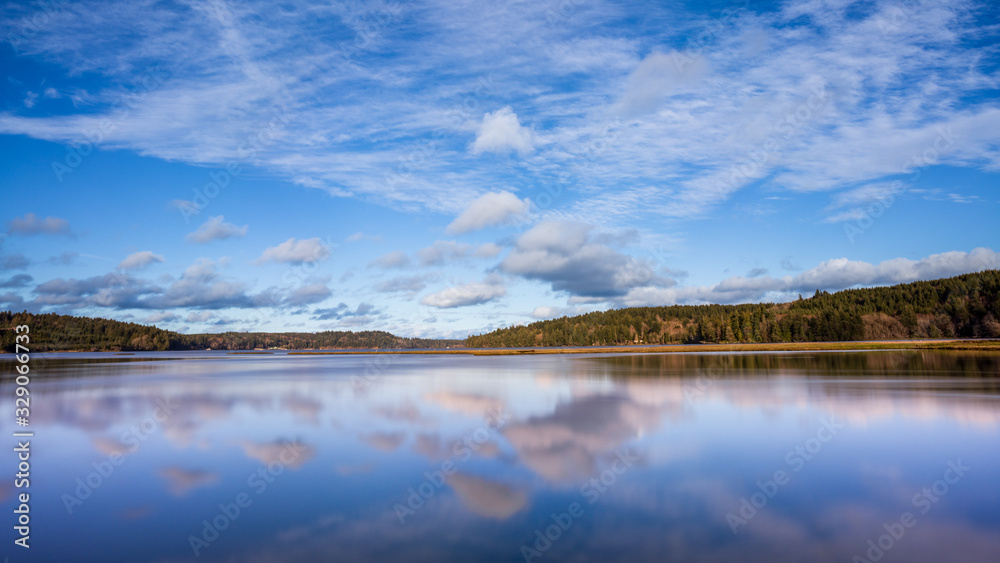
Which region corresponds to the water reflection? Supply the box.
[0,350,997,562]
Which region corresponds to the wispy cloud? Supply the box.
[312,302,379,321]
[0,0,994,225]
[370,250,411,269]
[375,274,432,294]
[284,283,332,307]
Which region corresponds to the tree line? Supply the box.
[0,312,460,352]
[4,271,998,352]
[465,270,1000,347]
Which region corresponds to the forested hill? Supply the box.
[0,312,461,352]
[465,270,1000,347]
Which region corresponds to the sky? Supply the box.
[0,0,998,339]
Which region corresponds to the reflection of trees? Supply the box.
[589,351,1000,394]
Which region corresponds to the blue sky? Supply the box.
[1,0,998,338]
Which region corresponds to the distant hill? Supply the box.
[465,270,1000,347]
[0,312,461,352]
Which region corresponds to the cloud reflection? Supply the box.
[503,394,662,482]
[359,432,407,452]
[424,391,504,417]
[447,473,527,520]
[158,466,219,496]
[240,439,316,470]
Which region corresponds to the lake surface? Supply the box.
[2,350,999,562]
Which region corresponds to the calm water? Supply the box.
[2,350,999,562]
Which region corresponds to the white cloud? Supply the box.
[471,107,533,156]
[616,51,708,116]
[369,250,410,269]
[185,215,248,243]
[474,243,503,258]
[421,275,507,308]
[501,221,672,298]
[28,257,262,311]
[146,258,255,309]
[446,191,530,234]
[312,302,379,321]
[532,306,563,320]
[118,250,165,271]
[284,283,332,306]
[531,305,589,320]
[829,182,900,209]
[346,231,382,242]
[822,182,906,222]
[375,275,430,294]
[7,213,71,236]
[823,209,870,223]
[255,238,330,265]
[142,311,178,324]
[416,240,471,266]
[186,311,215,323]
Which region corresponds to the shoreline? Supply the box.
[286,339,1000,356]
[6,339,998,356]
